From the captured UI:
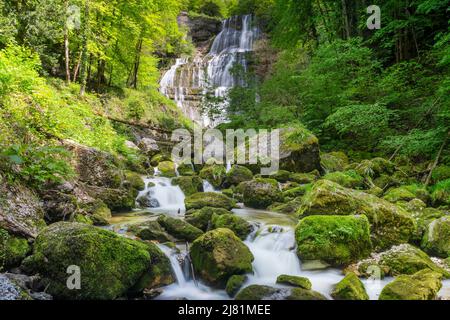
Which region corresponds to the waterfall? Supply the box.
[159,14,259,127]
[202,180,217,192]
[136,177,186,214]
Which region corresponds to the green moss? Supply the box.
[355,157,395,178]
[431,179,450,206]
[225,274,247,297]
[268,197,303,214]
[379,269,442,300]
[431,165,450,184]
[129,220,173,242]
[157,161,177,178]
[124,170,145,191]
[322,170,364,189]
[421,216,450,258]
[157,215,203,242]
[383,184,429,203]
[235,285,326,300]
[290,172,317,184]
[221,188,234,198]
[224,165,253,187]
[321,152,349,172]
[171,176,203,196]
[185,192,236,210]
[331,272,369,300]
[276,275,312,289]
[211,214,253,240]
[235,285,279,300]
[0,229,30,270]
[190,228,254,287]
[298,180,415,250]
[177,163,196,176]
[239,178,283,209]
[199,164,226,188]
[72,213,94,225]
[22,222,171,299]
[295,215,372,266]
[282,184,312,199]
[150,153,171,167]
[185,207,232,231]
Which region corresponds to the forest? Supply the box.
[0,0,449,302]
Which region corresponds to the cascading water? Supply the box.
[159,14,259,127]
[202,180,217,192]
[137,177,186,214]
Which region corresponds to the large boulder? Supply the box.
[421,216,450,258]
[190,228,254,287]
[0,229,30,270]
[171,176,203,196]
[185,207,232,231]
[211,214,253,240]
[295,215,372,266]
[353,244,449,278]
[185,192,236,211]
[235,285,326,300]
[331,272,369,300]
[379,269,442,300]
[199,164,226,188]
[84,185,136,212]
[298,180,415,250]
[223,165,253,187]
[383,185,429,204]
[128,221,173,242]
[22,222,174,299]
[239,178,283,209]
[157,215,203,242]
[322,170,364,189]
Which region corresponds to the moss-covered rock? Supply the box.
[190,228,254,287]
[322,170,364,189]
[235,285,326,300]
[185,207,232,231]
[379,269,442,300]
[157,161,177,178]
[123,171,145,191]
[171,176,203,196]
[431,165,450,184]
[22,222,174,299]
[268,197,303,215]
[355,157,395,178]
[276,275,312,289]
[282,184,312,200]
[157,215,203,242]
[128,220,173,242]
[331,272,369,300]
[290,172,317,184]
[298,180,415,250]
[84,185,136,212]
[211,214,253,240]
[185,192,236,211]
[199,164,226,188]
[239,178,283,209]
[295,215,372,266]
[383,185,429,204]
[225,274,247,297]
[150,153,171,167]
[431,179,450,206]
[177,163,196,176]
[321,152,349,172]
[421,216,450,258]
[0,229,30,270]
[224,165,253,187]
[355,244,449,278]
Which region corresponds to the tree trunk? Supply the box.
[341,0,351,39]
[72,50,82,82]
[79,0,90,96]
[64,0,71,84]
[128,38,143,89]
[425,131,449,186]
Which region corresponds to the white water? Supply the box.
[202,180,217,192]
[137,177,186,214]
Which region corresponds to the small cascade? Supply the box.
[158,245,188,287]
[226,161,232,173]
[202,180,217,193]
[137,177,186,214]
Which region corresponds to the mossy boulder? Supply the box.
[225,274,247,297]
[355,157,395,178]
[199,164,226,188]
[298,180,415,250]
[331,272,369,300]
[0,229,30,270]
[431,165,450,184]
[379,269,442,300]
[235,285,326,300]
[150,153,171,167]
[190,228,254,287]
[276,275,312,289]
[268,197,303,215]
[157,161,177,178]
[295,215,372,266]
[355,244,449,278]
[383,185,430,204]
[290,172,317,184]
[22,222,174,299]
[171,176,203,196]
[322,170,364,189]
[282,185,311,200]
[185,207,232,231]
[128,220,173,242]
[185,192,236,211]
[123,171,145,191]
[84,185,136,212]
[157,215,203,242]
[224,165,253,187]
[421,216,450,258]
[277,126,321,173]
[321,152,349,172]
[211,214,253,240]
[431,179,450,206]
[239,178,283,209]
[177,163,196,176]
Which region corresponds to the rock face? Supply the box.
[298,180,415,250]
[211,214,253,240]
[235,285,326,300]
[22,222,173,299]
[239,178,283,209]
[157,215,203,242]
[190,228,254,287]
[421,216,450,258]
[295,215,372,266]
[185,207,232,231]
[137,137,159,157]
[379,269,442,300]
[331,272,369,300]
[276,275,312,290]
[185,192,236,211]
[177,12,222,44]
[223,165,253,187]
[278,127,321,173]
[354,244,449,278]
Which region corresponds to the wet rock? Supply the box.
[190,228,254,287]
[0,274,31,300]
[295,215,372,266]
[185,192,236,211]
[199,164,226,188]
[225,274,247,297]
[157,215,203,242]
[239,178,283,209]
[235,285,326,300]
[276,275,312,290]
[129,221,174,242]
[177,163,196,176]
[211,214,253,240]
[185,207,232,231]
[331,272,369,300]
[379,269,442,300]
